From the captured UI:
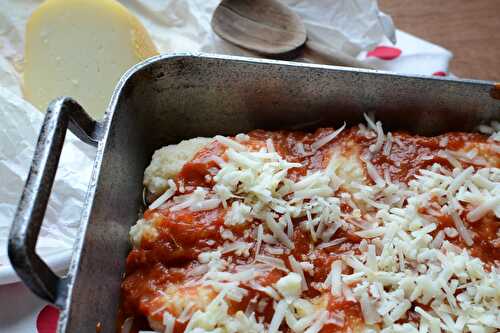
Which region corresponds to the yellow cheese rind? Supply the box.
[23,0,158,119]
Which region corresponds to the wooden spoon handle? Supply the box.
[307,42,376,70]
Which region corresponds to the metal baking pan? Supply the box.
[8,53,500,332]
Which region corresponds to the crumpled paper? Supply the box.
[0,0,393,282]
[123,0,395,60]
[0,87,95,281]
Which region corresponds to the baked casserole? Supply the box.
[120,116,500,333]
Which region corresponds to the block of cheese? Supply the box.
[23,0,158,120]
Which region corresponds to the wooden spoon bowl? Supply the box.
[211,0,307,55]
[211,0,374,69]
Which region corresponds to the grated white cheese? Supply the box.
[316,237,346,249]
[254,224,264,259]
[149,179,177,209]
[364,113,377,131]
[288,255,308,291]
[162,311,175,333]
[275,272,302,299]
[269,300,287,333]
[330,260,343,297]
[449,206,474,246]
[304,311,328,333]
[169,187,214,212]
[310,123,346,151]
[225,201,251,226]
[266,214,294,249]
[369,120,385,153]
[467,196,500,222]
[266,138,276,153]
[135,126,500,333]
[255,255,289,272]
[190,198,221,212]
[383,132,393,156]
[364,157,385,187]
[215,135,247,151]
[235,133,250,142]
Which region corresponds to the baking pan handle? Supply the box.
[8,97,102,307]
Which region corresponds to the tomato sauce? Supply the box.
[429,212,499,265]
[354,131,491,184]
[119,127,498,332]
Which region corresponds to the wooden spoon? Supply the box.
[211,0,374,69]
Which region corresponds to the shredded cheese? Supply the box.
[310,123,346,151]
[131,121,500,333]
[149,179,177,209]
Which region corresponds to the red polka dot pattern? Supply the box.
[367,46,402,60]
[36,305,59,333]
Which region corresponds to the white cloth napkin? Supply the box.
[360,30,452,76]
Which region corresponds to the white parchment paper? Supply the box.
[0,87,95,273]
[123,0,394,58]
[0,0,393,282]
